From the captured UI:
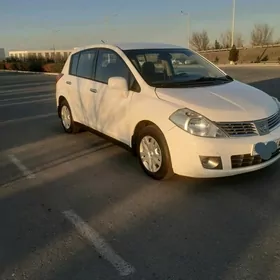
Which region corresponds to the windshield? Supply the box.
[123,48,232,88]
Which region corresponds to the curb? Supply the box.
[0,70,58,75]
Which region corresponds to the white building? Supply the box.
[0,48,5,60]
[8,49,74,60]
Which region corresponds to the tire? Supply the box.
[136,125,174,180]
[59,100,80,134]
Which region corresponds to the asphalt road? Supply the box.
[1,67,280,280]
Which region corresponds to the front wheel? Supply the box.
[136,125,174,180]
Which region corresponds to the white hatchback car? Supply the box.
[56,42,280,180]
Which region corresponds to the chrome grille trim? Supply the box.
[268,110,280,130]
[216,110,280,137]
[216,122,258,137]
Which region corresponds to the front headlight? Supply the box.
[169,108,228,138]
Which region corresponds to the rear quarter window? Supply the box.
[69,52,80,75]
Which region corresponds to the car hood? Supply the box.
[155,80,278,122]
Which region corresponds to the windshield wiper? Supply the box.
[151,77,232,88]
[152,81,214,88]
[194,76,232,82]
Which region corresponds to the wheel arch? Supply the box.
[57,96,67,118]
[132,120,174,180]
[131,120,163,154]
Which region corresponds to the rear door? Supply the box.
[63,52,85,124]
[75,49,98,128]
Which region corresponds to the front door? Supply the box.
[92,49,140,145]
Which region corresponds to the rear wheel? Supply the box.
[136,125,174,180]
[59,100,80,133]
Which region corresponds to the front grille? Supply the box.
[217,122,257,137]
[216,110,280,137]
[268,111,280,130]
[231,149,280,168]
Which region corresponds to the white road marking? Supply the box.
[0,86,52,95]
[62,209,136,277]
[0,81,53,89]
[0,93,52,102]
[0,113,56,126]
[0,98,54,107]
[8,154,35,179]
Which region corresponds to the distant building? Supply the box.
[8,49,74,60]
[0,48,5,60]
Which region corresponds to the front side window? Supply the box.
[95,49,136,90]
[124,48,233,88]
[76,49,97,79]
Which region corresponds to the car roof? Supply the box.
[73,42,185,53]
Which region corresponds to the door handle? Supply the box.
[90,88,97,93]
[66,81,72,85]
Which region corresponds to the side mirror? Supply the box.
[108,77,129,97]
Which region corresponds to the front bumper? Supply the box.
[165,124,280,178]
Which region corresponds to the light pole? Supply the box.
[102,14,118,43]
[52,30,60,61]
[231,0,236,46]
[181,11,191,48]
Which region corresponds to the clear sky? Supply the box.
[1,0,280,52]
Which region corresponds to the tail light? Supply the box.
[56,73,64,83]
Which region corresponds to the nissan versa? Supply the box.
[55,42,280,180]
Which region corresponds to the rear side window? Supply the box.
[76,49,97,79]
[69,53,79,75]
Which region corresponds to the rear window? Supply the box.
[69,52,79,75]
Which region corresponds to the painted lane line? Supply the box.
[0,113,56,126]
[0,82,54,89]
[62,210,136,277]
[0,142,114,188]
[0,88,52,95]
[8,154,35,179]
[0,98,54,107]
[0,93,52,102]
